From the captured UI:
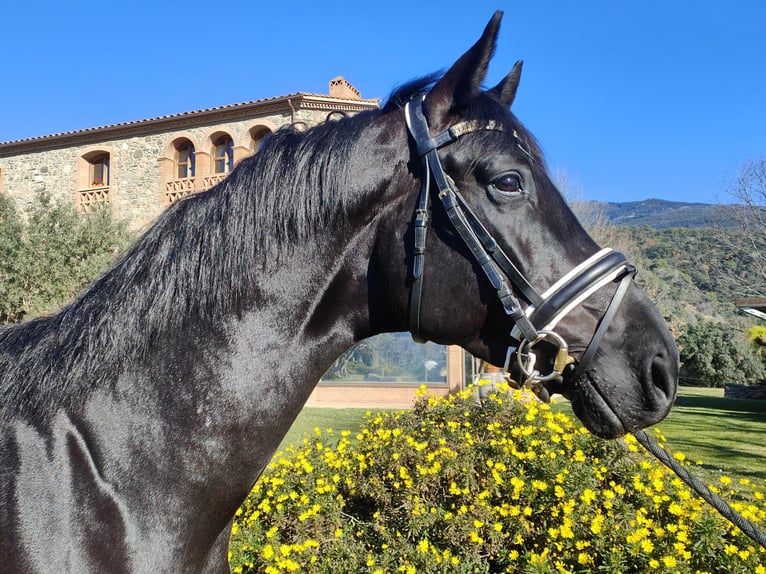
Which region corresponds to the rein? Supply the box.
[404,95,634,388]
[633,429,766,550]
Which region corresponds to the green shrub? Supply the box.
[678,320,765,387]
[229,386,766,573]
[0,193,132,324]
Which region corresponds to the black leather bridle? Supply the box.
[404,95,636,391]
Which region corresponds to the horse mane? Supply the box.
[234,111,383,249]
[0,108,385,421]
[382,73,441,112]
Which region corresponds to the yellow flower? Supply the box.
[581,488,596,504]
[590,514,604,535]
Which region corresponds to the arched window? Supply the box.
[89,153,110,187]
[251,128,272,154]
[77,150,112,212]
[176,141,195,179]
[213,135,234,174]
[163,138,198,204]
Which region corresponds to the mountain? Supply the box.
[573,198,732,229]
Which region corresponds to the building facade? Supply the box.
[0,77,378,230]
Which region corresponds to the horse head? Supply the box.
[373,11,678,438]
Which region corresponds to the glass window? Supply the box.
[251,129,271,154]
[213,136,234,174]
[90,153,109,187]
[323,333,448,385]
[177,142,195,179]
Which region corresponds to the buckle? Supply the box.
[514,330,575,385]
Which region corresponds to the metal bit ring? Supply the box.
[516,330,573,383]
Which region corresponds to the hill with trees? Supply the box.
[573,198,759,229]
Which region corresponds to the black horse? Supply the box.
[0,12,678,573]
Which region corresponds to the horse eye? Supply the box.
[492,173,524,194]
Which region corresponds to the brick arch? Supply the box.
[160,134,199,165]
[248,123,275,155]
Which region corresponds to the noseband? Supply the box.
[404,95,636,390]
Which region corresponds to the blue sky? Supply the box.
[2,1,764,204]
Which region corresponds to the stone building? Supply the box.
[0,78,469,407]
[0,77,378,231]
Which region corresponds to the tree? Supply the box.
[0,194,25,323]
[714,157,766,298]
[677,320,765,387]
[0,193,132,325]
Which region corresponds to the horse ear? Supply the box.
[488,60,523,107]
[424,11,503,129]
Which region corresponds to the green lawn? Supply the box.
[277,407,372,452]
[652,386,766,481]
[278,387,766,483]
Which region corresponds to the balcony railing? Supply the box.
[164,178,196,204]
[164,174,229,205]
[78,186,110,213]
[201,174,227,189]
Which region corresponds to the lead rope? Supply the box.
[632,429,766,550]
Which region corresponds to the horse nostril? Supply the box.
[648,352,679,409]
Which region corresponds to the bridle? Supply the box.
[404,95,636,392]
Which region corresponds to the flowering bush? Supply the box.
[229,385,766,573]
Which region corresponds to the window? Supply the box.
[251,128,271,154]
[89,153,109,187]
[77,151,112,212]
[176,141,195,179]
[213,135,234,174]
[163,137,200,204]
